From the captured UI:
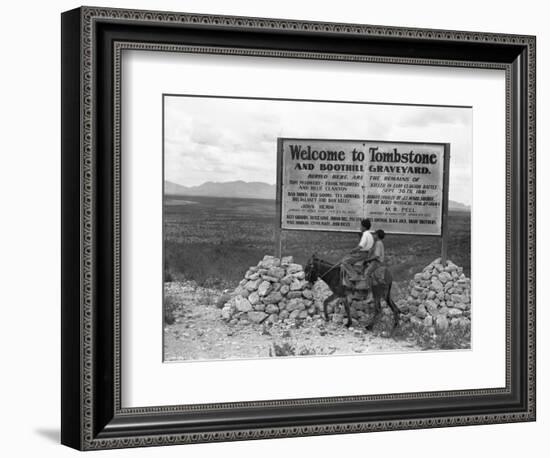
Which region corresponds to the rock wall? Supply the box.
[220,255,318,325]
[220,255,472,337]
[398,258,471,334]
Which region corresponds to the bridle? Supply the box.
[310,257,341,280]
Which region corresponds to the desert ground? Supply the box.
[163,195,471,361]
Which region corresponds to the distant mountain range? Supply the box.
[448,200,470,212]
[165,180,276,200]
[165,180,470,211]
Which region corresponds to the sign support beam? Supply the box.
[274,138,283,258]
[440,144,451,265]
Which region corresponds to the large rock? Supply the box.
[268,267,286,279]
[286,263,303,274]
[451,293,467,304]
[445,263,458,272]
[247,311,268,323]
[235,296,252,312]
[265,304,279,314]
[287,298,306,312]
[233,285,250,298]
[263,291,283,304]
[450,317,470,329]
[245,278,262,291]
[447,308,463,318]
[221,307,232,320]
[425,300,438,315]
[254,302,266,312]
[257,281,271,297]
[248,292,260,306]
[431,278,444,292]
[290,279,305,291]
[435,315,449,333]
[280,275,294,285]
[258,255,280,269]
[453,301,469,311]
[245,271,260,280]
[416,304,428,319]
[279,310,289,320]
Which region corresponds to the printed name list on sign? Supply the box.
[278,138,448,235]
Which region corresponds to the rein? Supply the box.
[314,259,341,280]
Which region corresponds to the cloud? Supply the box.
[164,96,472,205]
[397,108,471,128]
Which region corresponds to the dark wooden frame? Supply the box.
[61,6,536,450]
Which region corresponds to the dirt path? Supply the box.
[164,282,421,361]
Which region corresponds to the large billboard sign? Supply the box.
[277,138,449,236]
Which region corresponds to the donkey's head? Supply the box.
[304,254,319,284]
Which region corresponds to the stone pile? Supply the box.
[398,258,471,334]
[220,255,318,325]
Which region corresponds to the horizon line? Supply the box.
[164,179,471,207]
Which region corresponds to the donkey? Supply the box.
[304,255,402,330]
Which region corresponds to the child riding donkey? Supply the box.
[304,218,399,329]
[341,218,386,291]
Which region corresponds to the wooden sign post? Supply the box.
[274,138,283,258]
[440,144,451,265]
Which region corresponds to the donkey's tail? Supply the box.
[386,282,403,328]
[387,283,402,311]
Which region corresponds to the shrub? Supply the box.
[269,342,296,357]
[392,319,471,350]
[298,347,317,356]
[432,324,471,350]
[164,294,179,326]
[164,269,174,283]
[269,341,320,357]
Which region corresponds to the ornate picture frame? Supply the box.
[61,6,536,450]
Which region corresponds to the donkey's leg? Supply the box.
[343,294,353,328]
[323,293,337,321]
[366,290,382,330]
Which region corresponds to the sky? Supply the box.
[164,95,472,205]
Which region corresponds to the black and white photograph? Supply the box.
[162,95,472,362]
[1,0,543,454]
